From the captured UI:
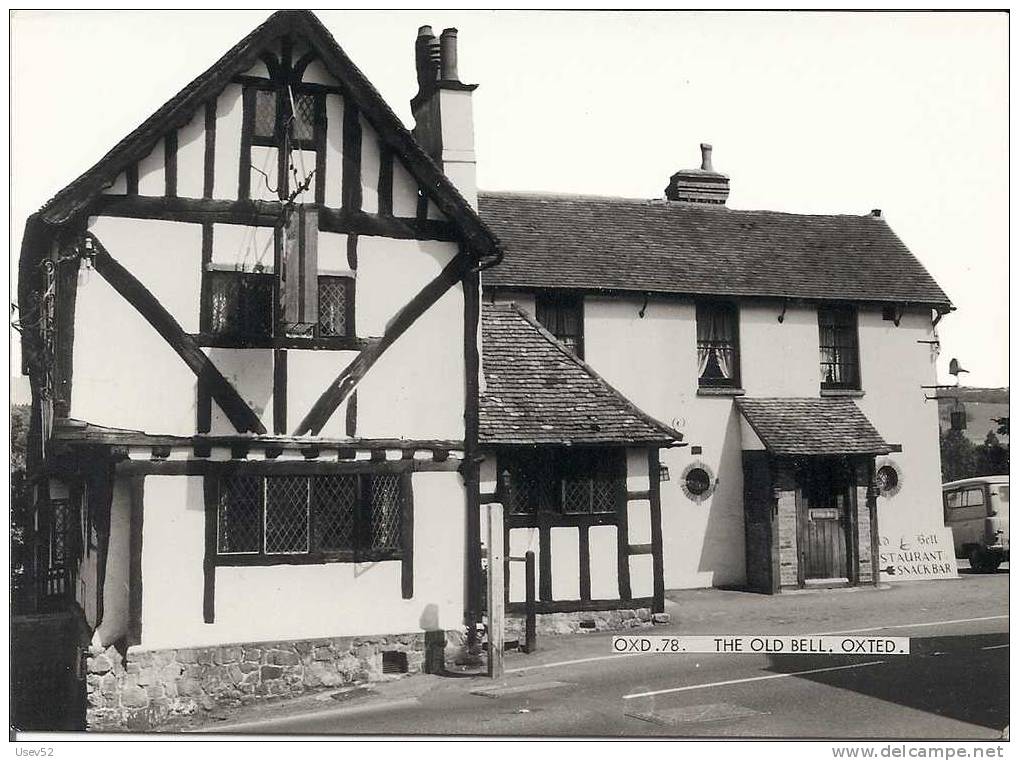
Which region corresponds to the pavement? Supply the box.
[179,566,1009,739]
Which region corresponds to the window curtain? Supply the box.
[697,306,736,380]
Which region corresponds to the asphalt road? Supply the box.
[207,572,1009,739]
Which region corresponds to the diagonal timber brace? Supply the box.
[82,232,267,435]
[294,251,473,436]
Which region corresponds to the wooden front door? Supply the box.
[801,459,851,580]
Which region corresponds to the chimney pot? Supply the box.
[440,28,459,82]
[415,26,440,90]
[700,143,714,172]
[871,209,882,218]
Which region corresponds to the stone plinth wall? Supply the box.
[504,606,668,639]
[86,630,456,731]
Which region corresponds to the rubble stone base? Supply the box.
[504,607,665,638]
[86,630,459,731]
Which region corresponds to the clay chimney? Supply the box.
[665,143,730,205]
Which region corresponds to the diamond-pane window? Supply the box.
[314,475,358,551]
[318,276,352,337]
[290,92,316,142]
[209,271,273,339]
[265,476,310,554]
[218,476,261,554]
[369,474,401,550]
[254,89,278,139]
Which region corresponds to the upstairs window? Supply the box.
[249,86,319,150]
[217,473,404,562]
[317,275,355,338]
[818,306,860,390]
[536,293,584,358]
[208,270,273,340]
[696,302,740,387]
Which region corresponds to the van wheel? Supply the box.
[968,547,1000,573]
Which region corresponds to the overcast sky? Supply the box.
[10,10,1008,388]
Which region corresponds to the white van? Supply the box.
[943,475,1009,572]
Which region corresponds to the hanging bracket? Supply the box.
[777,299,788,323]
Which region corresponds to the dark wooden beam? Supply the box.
[507,597,657,616]
[628,543,654,555]
[293,253,471,435]
[93,461,116,629]
[87,196,458,241]
[239,85,255,200]
[164,129,178,198]
[203,475,217,623]
[125,163,138,195]
[53,245,81,418]
[273,349,287,434]
[341,100,362,211]
[203,99,216,199]
[115,457,463,477]
[400,471,414,599]
[86,232,266,434]
[314,94,327,206]
[345,391,357,437]
[616,479,632,601]
[578,525,591,602]
[648,448,665,613]
[127,476,145,646]
[377,141,393,217]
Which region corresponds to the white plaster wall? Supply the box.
[856,307,944,538]
[741,301,820,396]
[206,349,274,435]
[211,223,275,272]
[507,527,540,603]
[213,84,243,200]
[354,238,465,441]
[96,478,131,646]
[588,525,619,600]
[139,472,465,650]
[360,115,380,214]
[286,349,359,438]
[137,138,165,196]
[72,218,200,435]
[249,146,280,204]
[392,160,418,218]
[318,231,353,274]
[176,106,206,199]
[550,527,580,601]
[324,94,344,209]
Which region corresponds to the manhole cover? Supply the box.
[626,702,767,726]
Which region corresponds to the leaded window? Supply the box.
[818,306,860,390]
[696,302,740,388]
[536,293,584,358]
[318,275,354,337]
[502,449,624,516]
[215,473,406,562]
[208,271,273,340]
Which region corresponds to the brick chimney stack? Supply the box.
[411,25,479,208]
[665,143,730,205]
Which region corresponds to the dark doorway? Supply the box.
[800,458,851,580]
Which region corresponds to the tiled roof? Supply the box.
[480,303,681,446]
[735,397,892,456]
[479,192,951,309]
[34,11,501,263]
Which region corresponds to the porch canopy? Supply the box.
[735,397,892,456]
[479,303,682,447]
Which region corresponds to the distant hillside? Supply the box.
[938,387,1009,445]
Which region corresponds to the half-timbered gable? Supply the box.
[18,13,501,728]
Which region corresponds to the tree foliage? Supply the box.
[940,427,1010,482]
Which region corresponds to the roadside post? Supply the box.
[486,501,505,678]
[523,550,536,653]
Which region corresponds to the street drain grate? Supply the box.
[626,702,768,726]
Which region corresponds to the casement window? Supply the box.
[216,473,404,562]
[250,86,319,152]
[818,306,860,390]
[317,275,355,337]
[208,270,274,340]
[696,302,740,387]
[536,293,584,358]
[503,449,625,516]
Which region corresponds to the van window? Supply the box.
[963,488,986,507]
[945,490,962,509]
[999,485,1009,502]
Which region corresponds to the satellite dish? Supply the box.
[948,358,970,377]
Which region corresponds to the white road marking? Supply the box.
[621,660,886,700]
[981,644,1009,650]
[506,615,1008,675]
[507,653,639,674]
[199,697,422,733]
[812,614,1009,636]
